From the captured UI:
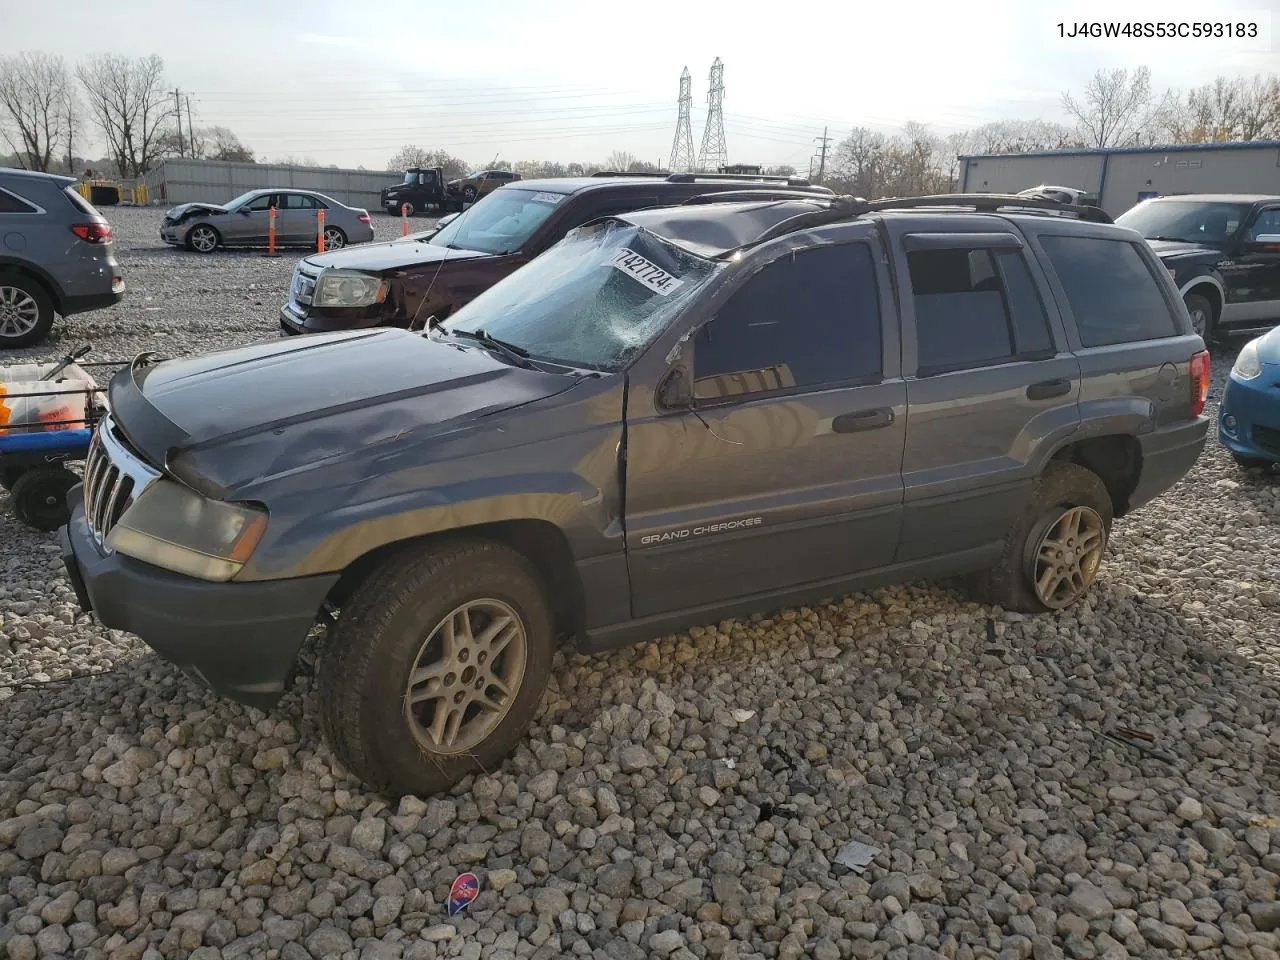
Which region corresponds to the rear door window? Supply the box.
[1039,235,1179,347]
[907,246,1055,375]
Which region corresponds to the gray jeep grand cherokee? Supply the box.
[61,193,1209,797]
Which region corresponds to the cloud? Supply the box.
[300,33,363,48]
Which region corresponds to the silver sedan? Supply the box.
[159,188,375,253]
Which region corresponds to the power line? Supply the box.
[668,67,695,173]
[696,57,727,172]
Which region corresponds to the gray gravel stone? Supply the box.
[0,266,1275,960]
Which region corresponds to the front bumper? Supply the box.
[1127,415,1210,512]
[280,301,387,335]
[1218,365,1280,462]
[60,495,339,710]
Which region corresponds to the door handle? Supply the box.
[832,407,895,433]
[1026,378,1071,401]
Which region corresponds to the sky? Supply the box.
[3,0,1278,172]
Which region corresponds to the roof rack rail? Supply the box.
[590,170,671,178]
[664,172,813,187]
[742,192,1113,254]
[681,189,832,206]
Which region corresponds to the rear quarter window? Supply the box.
[63,186,104,219]
[1039,235,1179,347]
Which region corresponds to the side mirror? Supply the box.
[657,367,694,411]
[239,207,252,216]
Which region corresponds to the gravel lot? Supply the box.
[1,206,1278,960]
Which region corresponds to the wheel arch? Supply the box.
[0,258,63,313]
[1049,433,1143,518]
[324,518,587,645]
[1179,275,1224,321]
[186,221,221,249]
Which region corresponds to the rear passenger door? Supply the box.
[887,223,1082,564]
[624,229,907,617]
[278,193,319,243]
[1030,228,1201,433]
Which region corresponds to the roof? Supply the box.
[0,166,76,186]
[502,175,832,197]
[1126,193,1280,203]
[619,199,830,258]
[959,139,1280,161]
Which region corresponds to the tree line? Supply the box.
[0,51,252,178]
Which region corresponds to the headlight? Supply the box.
[1233,338,1263,380]
[105,479,267,582]
[313,269,388,308]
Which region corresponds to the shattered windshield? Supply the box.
[223,191,257,210]
[438,221,718,371]
[428,189,562,255]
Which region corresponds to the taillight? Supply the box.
[358,213,371,224]
[71,222,112,243]
[1189,350,1210,417]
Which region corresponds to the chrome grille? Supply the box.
[81,417,161,550]
[291,264,317,307]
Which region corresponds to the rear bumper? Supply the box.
[62,287,124,315]
[1127,416,1209,511]
[60,495,339,710]
[1218,368,1280,462]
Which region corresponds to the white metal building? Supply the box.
[140,159,399,210]
[958,141,1280,217]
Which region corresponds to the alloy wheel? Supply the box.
[0,285,40,338]
[1188,304,1208,338]
[402,598,527,754]
[190,227,217,253]
[1031,505,1106,609]
[324,228,345,249]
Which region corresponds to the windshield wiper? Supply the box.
[1147,235,1191,243]
[450,328,535,368]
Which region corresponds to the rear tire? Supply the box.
[966,461,1114,614]
[322,226,346,250]
[0,273,55,348]
[1184,292,1215,343]
[11,466,78,532]
[316,538,555,798]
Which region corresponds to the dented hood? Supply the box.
[166,202,228,219]
[108,328,576,495]
[300,237,490,273]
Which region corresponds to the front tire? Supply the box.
[1185,292,1215,343]
[966,461,1113,614]
[187,224,220,254]
[0,273,55,348]
[462,185,477,203]
[10,466,78,532]
[317,539,554,798]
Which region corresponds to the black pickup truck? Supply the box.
[61,193,1209,797]
[1116,193,1280,341]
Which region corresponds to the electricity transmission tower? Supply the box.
[696,57,727,172]
[668,67,695,173]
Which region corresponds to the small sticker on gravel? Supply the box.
[447,872,479,916]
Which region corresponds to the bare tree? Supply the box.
[206,126,253,162]
[76,53,174,177]
[763,164,797,177]
[1163,73,1280,142]
[1061,66,1171,147]
[605,150,637,172]
[386,144,434,171]
[0,52,75,171]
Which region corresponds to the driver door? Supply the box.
[1222,205,1280,325]
[227,192,276,242]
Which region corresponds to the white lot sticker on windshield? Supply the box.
[531,192,562,205]
[609,248,684,296]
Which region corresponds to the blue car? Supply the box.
[1219,327,1280,468]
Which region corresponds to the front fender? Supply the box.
[1177,270,1226,306]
